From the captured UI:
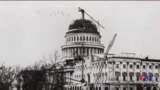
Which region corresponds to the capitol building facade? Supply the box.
[61,12,160,90]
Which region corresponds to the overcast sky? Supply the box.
[0,1,160,67]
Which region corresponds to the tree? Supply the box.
[18,50,64,90]
[19,63,46,90]
[0,64,18,90]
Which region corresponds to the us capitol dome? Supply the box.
[61,18,105,62]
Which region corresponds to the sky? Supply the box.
[0,1,160,67]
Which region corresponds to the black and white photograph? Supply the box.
[0,1,160,90]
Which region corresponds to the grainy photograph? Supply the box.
[0,1,160,90]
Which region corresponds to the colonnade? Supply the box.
[62,47,104,58]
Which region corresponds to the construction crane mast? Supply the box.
[78,7,105,29]
[95,33,117,85]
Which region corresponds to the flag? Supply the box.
[143,73,149,81]
[138,73,144,81]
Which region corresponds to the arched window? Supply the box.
[155,73,159,82]
[115,72,120,81]
[92,37,94,41]
[122,72,127,81]
[74,37,76,41]
[83,36,85,41]
[137,65,140,69]
[130,64,133,69]
[89,37,91,41]
[86,36,88,41]
[96,87,98,90]
[71,37,73,41]
[77,36,79,41]
[129,72,134,81]
[149,65,152,69]
[80,36,82,41]
[105,87,108,90]
[116,64,119,68]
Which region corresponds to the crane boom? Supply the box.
[104,34,117,58]
[94,34,117,84]
[78,7,105,29]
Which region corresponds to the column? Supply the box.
[62,49,64,57]
[67,48,69,58]
[70,48,72,58]
[85,47,87,57]
[96,48,98,54]
[65,48,67,57]
[80,47,82,56]
[94,48,96,54]
[69,48,71,58]
[89,48,91,56]
[78,48,80,56]
[87,48,89,56]
[66,48,68,58]
[91,48,93,55]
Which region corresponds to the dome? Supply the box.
[66,19,99,34]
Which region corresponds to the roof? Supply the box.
[66,19,99,35]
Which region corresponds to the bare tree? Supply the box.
[0,64,18,90]
[19,62,46,90]
[17,50,63,90]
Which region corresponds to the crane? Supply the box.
[78,7,105,29]
[94,34,117,85]
[104,34,117,59]
[77,7,106,84]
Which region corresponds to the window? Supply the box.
[156,77,158,82]
[92,37,94,41]
[136,75,139,81]
[123,75,126,81]
[83,36,85,41]
[77,37,79,41]
[130,87,133,90]
[105,73,107,76]
[130,75,133,81]
[137,65,139,69]
[116,64,119,68]
[115,87,119,90]
[155,66,158,69]
[149,65,152,69]
[86,36,88,41]
[105,87,108,90]
[143,65,146,69]
[116,76,119,81]
[71,37,73,41]
[74,37,76,41]
[130,64,133,69]
[80,36,82,41]
[123,87,126,90]
[96,87,98,90]
[123,64,126,69]
[149,76,152,81]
